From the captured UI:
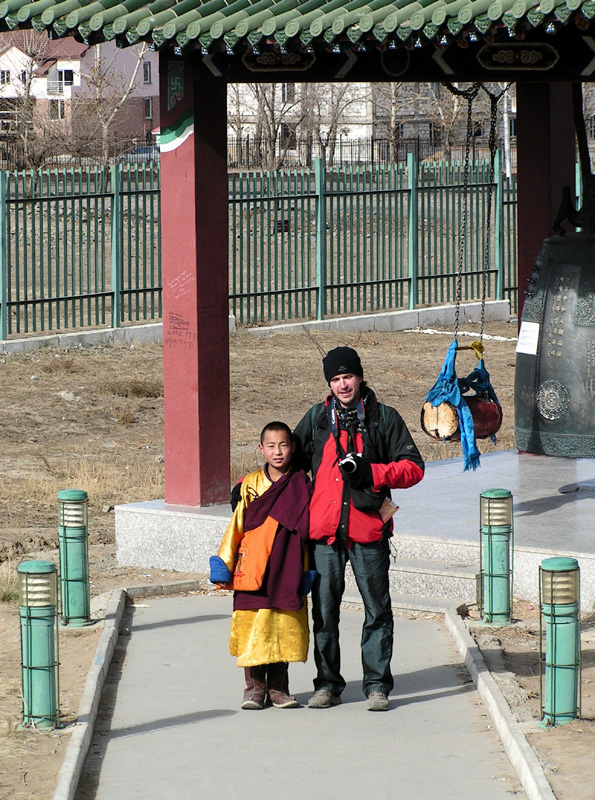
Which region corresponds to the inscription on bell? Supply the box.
[515,235,595,457]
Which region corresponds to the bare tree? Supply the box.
[72,42,148,163]
[301,82,369,167]
[0,31,54,167]
[240,82,305,169]
[371,81,407,160]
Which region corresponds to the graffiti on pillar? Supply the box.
[169,269,194,300]
[164,311,197,349]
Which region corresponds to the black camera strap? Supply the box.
[330,396,366,464]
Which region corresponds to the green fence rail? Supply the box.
[230,153,518,325]
[0,163,161,339]
[0,154,518,340]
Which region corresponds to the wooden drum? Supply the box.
[421,395,503,442]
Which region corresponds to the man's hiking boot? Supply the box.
[307,689,342,709]
[367,691,390,711]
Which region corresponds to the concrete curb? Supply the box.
[52,579,202,800]
[444,609,556,800]
[1,301,511,356]
[52,588,127,800]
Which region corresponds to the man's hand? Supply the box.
[343,455,373,490]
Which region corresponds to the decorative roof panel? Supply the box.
[0,0,592,56]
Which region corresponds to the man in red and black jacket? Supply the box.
[293,346,424,712]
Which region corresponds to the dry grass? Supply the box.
[0,454,164,521]
[116,408,138,425]
[101,378,162,398]
[0,559,18,603]
[40,358,74,374]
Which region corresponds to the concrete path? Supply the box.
[75,594,525,800]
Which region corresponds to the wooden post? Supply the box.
[516,83,575,321]
[159,56,230,506]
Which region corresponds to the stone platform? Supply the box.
[116,450,595,610]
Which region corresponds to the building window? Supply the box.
[144,97,152,120]
[19,70,27,84]
[281,83,295,103]
[509,117,517,139]
[49,99,65,120]
[143,62,151,84]
[0,71,10,86]
[58,69,74,85]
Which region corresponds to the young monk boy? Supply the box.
[209,422,313,709]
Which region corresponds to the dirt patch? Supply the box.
[469,601,595,800]
[3,319,587,799]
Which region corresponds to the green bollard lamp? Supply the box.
[479,488,513,625]
[58,489,91,626]
[18,560,60,729]
[540,557,580,727]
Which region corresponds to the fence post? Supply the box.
[0,171,7,341]
[110,164,122,328]
[315,157,327,321]
[407,151,418,310]
[494,149,505,300]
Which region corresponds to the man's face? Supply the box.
[259,430,295,474]
[329,373,363,408]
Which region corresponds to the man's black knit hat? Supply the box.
[323,347,364,384]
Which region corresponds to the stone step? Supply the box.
[342,591,459,615]
[394,534,481,565]
[345,556,479,605]
[390,557,479,603]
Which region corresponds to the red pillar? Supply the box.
[159,57,230,506]
[516,83,575,320]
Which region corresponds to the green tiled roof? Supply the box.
[2,0,594,52]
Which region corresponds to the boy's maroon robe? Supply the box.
[233,469,311,613]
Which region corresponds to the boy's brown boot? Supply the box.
[241,666,267,710]
[267,662,299,708]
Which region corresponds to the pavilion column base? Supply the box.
[115,499,231,574]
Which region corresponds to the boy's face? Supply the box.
[259,429,295,474]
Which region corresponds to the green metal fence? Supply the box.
[0,163,161,339]
[230,153,518,325]
[0,154,517,340]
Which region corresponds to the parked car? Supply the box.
[118,145,160,163]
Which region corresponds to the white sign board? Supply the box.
[516,321,540,355]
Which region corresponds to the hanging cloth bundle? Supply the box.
[422,340,502,471]
[420,82,508,471]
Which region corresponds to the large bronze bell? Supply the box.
[514,231,595,457]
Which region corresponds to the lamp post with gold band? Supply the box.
[540,557,581,727]
[479,488,513,625]
[18,560,60,729]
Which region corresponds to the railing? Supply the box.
[228,134,518,170]
[0,163,161,339]
[0,153,518,340]
[46,81,65,96]
[229,153,518,325]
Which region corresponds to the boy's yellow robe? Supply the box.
[217,467,310,667]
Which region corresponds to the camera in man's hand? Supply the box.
[338,453,374,489]
[338,453,362,476]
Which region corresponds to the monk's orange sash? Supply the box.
[232,516,278,591]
